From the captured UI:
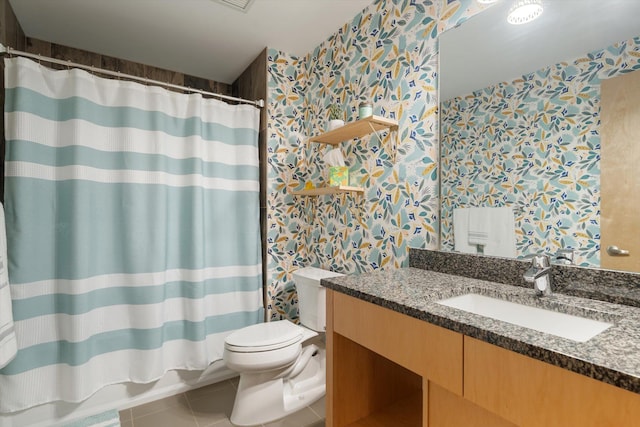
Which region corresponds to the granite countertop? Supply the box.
[321,267,640,394]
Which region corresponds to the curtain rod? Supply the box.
[0,44,265,108]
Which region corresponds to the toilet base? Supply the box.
[229,347,326,426]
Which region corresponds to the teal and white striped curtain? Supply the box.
[0,57,263,412]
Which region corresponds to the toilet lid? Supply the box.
[225,320,303,352]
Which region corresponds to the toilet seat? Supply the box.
[225,320,304,353]
[223,321,306,373]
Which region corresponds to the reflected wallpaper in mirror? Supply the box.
[439,2,640,269]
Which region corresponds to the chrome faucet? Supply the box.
[524,254,552,296]
[554,248,575,265]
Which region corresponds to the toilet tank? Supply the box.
[292,267,344,331]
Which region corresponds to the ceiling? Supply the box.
[440,0,640,100]
[9,0,374,84]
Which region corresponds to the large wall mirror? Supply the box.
[438,0,640,273]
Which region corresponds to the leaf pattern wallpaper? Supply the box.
[263,0,640,320]
[441,36,640,267]
[264,0,485,321]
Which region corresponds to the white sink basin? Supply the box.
[437,293,613,342]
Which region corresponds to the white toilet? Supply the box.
[223,266,343,426]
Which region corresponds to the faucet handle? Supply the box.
[554,248,575,265]
[531,254,550,268]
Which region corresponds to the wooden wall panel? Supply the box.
[232,49,268,311]
[25,37,51,57]
[0,0,19,50]
[144,65,184,86]
[233,49,267,129]
[52,43,102,68]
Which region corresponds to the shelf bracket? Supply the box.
[367,122,397,163]
[367,122,383,145]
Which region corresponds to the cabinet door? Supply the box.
[464,337,640,427]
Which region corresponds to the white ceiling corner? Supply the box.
[9,0,375,84]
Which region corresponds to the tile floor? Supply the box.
[118,377,325,427]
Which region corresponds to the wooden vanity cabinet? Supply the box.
[464,337,640,427]
[328,289,468,427]
[327,290,640,427]
[329,289,463,391]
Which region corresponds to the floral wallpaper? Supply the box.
[265,0,486,321]
[441,36,640,267]
[266,50,309,320]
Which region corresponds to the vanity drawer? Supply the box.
[330,290,463,394]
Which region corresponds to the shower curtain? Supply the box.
[0,57,263,412]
